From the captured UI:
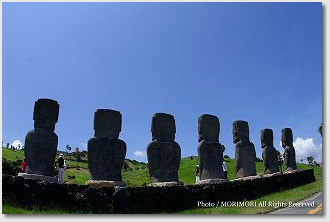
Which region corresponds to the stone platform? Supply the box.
[148,181,184,187]
[3,169,316,214]
[284,169,303,174]
[17,173,57,183]
[196,178,229,185]
[86,180,126,187]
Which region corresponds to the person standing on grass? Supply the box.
[195,165,200,182]
[222,161,228,179]
[21,158,27,173]
[57,153,66,184]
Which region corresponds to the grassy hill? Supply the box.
[2,149,263,186]
[2,148,321,187]
[2,148,322,214]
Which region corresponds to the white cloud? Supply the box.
[81,143,87,150]
[11,140,23,149]
[293,137,322,164]
[133,150,146,157]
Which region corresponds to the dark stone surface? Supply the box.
[3,169,316,213]
[33,98,59,131]
[151,113,176,142]
[147,141,181,183]
[261,129,280,174]
[281,128,297,171]
[94,109,121,139]
[198,114,219,142]
[24,98,59,177]
[88,109,126,181]
[147,113,181,183]
[232,120,257,178]
[197,114,225,181]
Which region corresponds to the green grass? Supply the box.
[177,164,322,214]
[2,203,70,214]
[178,157,265,183]
[65,168,91,185]
[3,148,322,214]
[66,160,88,169]
[122,167,150,187]
[2,148,24,162]
[2,148,321,187]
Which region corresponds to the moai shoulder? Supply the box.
[233,120,257,178]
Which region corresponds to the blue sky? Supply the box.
[3,2,322,163]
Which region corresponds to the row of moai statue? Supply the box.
[19,98,297,186]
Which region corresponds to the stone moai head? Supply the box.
[151,113,176,142]
[261,128,274,148]
[281,128,293,148]
[94,109,122,139]
[33,98,59,131]
[198,114,220,142]
[232,120,250,144]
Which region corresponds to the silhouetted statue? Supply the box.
[197,114,226,184]
[233,120,257,178]
[87,109,126,187]
[261,128,280,174]
[281,128,297,171]
[19,98,59,182]
[147,113,182,186]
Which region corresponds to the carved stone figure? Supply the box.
[18,98,59,182]
[261,128,280,174]
[233,120,257,178]
[147,113,182,186]
[197,114,226,184]
[87,109,126,187]
[281,128,297,171]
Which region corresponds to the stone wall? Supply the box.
[2,169,315,214]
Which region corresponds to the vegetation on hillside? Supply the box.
[2,148,321,187]
[2,148,322,214]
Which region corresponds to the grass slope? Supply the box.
[2,149,261,185]
[177,163,322,214]
[2,148,24,162]
[2,148,322,214]
[2,204,70,214]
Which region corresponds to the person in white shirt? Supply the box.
[222,161,228,179]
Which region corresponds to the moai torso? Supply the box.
[261,129,280,174]
[25,99,59,176]
[281,128,297,171]
[197,114,225,180]
[233,120,257,178]
[88,109,126,181]
[147,113,181,183]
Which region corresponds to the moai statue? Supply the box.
[87,109,127,187]
[281,128,297,172]
[18,98,59,182]
[147,113,182,186]
[233,120,257,178]
[261,129,280,174]
[197,114,227,184]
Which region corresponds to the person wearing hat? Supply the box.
[57,153,66,184]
